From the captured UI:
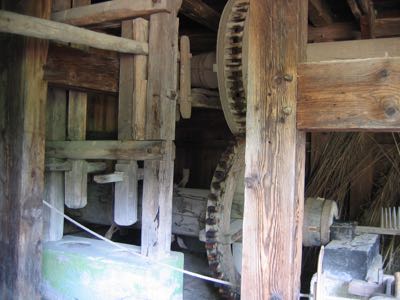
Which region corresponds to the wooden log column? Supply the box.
[141,0,181,256]
[241,0,307,299]
[0,0,51,298]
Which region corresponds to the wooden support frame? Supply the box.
[0,1,51,298]
[52,0,169,26]
[241,0,307,298]
[141,0,180,257]
[46,140,168,160]
[0,10,148,54]
[114,18,149,226]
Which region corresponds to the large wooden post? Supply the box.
[0,1,51,298]
[43,0,70,242]
[241,0,307,299]
[141,0,181,256]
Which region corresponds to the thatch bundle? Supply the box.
[305,132,400,273]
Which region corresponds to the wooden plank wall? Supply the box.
[241,0,307,298]
[0,1,51,298]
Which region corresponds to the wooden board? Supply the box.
[241,0,307,298]
[0,10,148,54]
[297,56,400,131]
[46,140,166,160]
[0,1,51,298]
[52,0,168,26]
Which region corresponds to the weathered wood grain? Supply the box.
[0,1,51,298]
[308,22,359,42]
[0,10,149,54]
[114,161,138,225]
[241,0,307,298]
[307,37,400,62]
[298,57,400,131]
[46,140,167,160]
[179,35,191,119]
[374,17,400,38]
[43,88,66,241]
[141,0,181,257]
[52,0,168,26]
[44,43,119,93]
[308,0,333,26]
[64,0,90,210]
[114,18,148,227]
[43,37,400,96]
[180,0,220,32]
[68,91,87,141]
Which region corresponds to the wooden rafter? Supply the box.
[180,0,220,32]
[308,0,333,26]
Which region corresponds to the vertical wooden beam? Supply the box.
[116,18,148,226]
[141,0,181,256]
[0,0,51,298]
[241,0,307,299]
[43,0,70,241]
[43,88,66,241]
[64,0,90,209]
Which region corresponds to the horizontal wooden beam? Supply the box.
[44,37,400,92]
[46,140,169,160]
[0,10,148,54]
[374,17,400,37]
[44,43,119,93]
[297,56,400,131]
[52,0,169,26]
[307,37,400,61]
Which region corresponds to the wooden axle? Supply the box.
[0,10,148,54]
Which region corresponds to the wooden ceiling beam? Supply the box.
[180,0,220,32]
[52,0,169,26]
[308,0,334,26]
[297,56,400,131]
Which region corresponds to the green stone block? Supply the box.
[42,236,183,300]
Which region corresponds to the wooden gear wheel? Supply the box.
[217,0,249,135]
[205,138,245,299]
